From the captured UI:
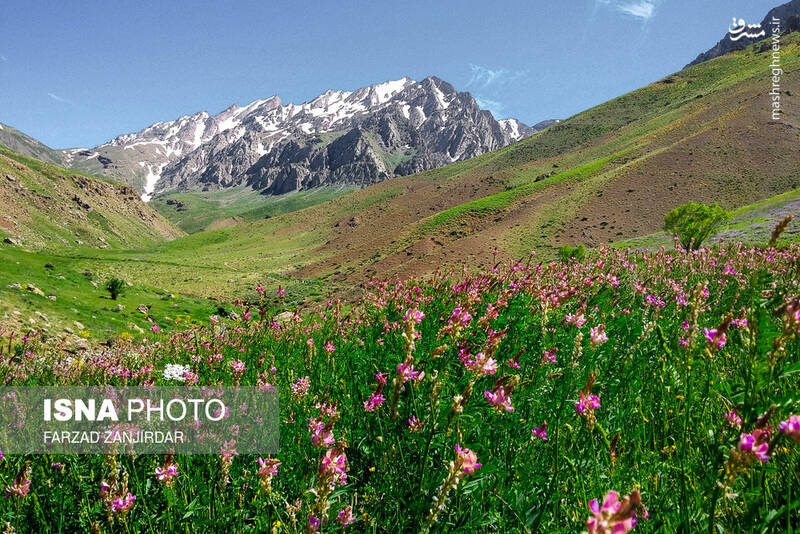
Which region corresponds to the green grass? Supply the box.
[0,246,220,341]
[151,186,358,234]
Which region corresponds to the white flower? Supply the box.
[162,364,190,382]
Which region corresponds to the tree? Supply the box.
[664,202,729,251]
[106,278,126,300]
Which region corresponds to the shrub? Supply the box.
[105,278,126,300]
[558,243,586,262]
[664,202,729,251]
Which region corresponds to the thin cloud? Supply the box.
[618,1,655,20]
[467,64,526,89]
[596,0,658,21]
[0,55,7,63]
[48,92,72,104]
[475,96,506,119]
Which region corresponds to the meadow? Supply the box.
[0,235,799,533]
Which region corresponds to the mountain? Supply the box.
[61,77,538,200]
[0,145,181,250]
[687,0,800,67]
[0,122,65,166]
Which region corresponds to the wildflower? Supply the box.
[703,328,726,349]
[575,391,601,414]
[307,515,321,533]
[575,372,601,428]
[256,284,264,293]
[337,506,356,527]
[542,348,557,364]
[324,341,335,354]
[589,324,608,348]
[277,286,285,297]
[723,410,742,428]
[150,325,160,334]
[585,490,646,534]
[464,352,497,375]
[376,372,387,384]
[4,461,31,498]
[319,444,348,486]
[484,386,514,413]
[308,417,335,447]
[408,415,424,432]
[155,456,179,488]
[362,392,386,412]
[397,361,421,383]
[51,462,65,473]
[162,363,190,382]
[111,493,136,514]
[291,376,311,400]
[566,313,587,328]
[425,445,481,527]
[739,430,771,462]
[778,415,800,441]
[508,357,521,369]
[404,308,425,324]
[532,422,548,441]
[456,445,482,474]
[256,456,281,493]
[230,359,246,375]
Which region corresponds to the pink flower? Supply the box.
[408,416,423,432]
[703,328,726,349]
[455,445,481,475]
[589,324,608,348]
[277,286,285,296]
[320,446,348,486]
[308,417,335,447]
[575,391,601,414]
[566,313,587,328]
[111,492,136,513]
[376,372,387,384]
[397,362,421,383]
[229,359,246,375]
[464,352,497,375]
[257,456,281,478]
[739,429,770,462]
[404,308,425,324]
[484,386,514,412]
[778,415,800,441]
[723,410,742,428]
[586,490,646,533]
[325,341,335,354]
[531,422,548,442]
[291,376,311,399]
[155,462,179,486]
[150,325,160,334]
[362,392,386,412]
[256,284,264,293]
[337,505,356,527]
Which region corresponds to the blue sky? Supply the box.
[0,0,782,148]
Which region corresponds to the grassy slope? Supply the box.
[0,145,182,249]
[0,246,219,341]
[150,185,358,234]
[0,122,65,165]
[22,33,800,306]
[0,147,231,336]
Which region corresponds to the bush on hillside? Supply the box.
[105,278,126,300]
[664,201,729,251]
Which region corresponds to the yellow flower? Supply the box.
[368,466,375,472]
